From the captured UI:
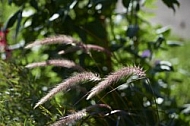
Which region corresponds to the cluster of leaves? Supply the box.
[1,0,190,125]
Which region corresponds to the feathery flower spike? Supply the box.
[25,59,85,72]
[34,72,100,109]
[86,66,146,100]
[51,104,111,126]
[51,109,87,126]
[25,35,77,49]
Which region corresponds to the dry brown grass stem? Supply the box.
[25,59,85,72]
[51,104,111,126]
[34,72,100,109]
[86,66,146,100]
[25,35,78,49]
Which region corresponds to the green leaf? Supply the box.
[154,61,174,72]
[9,78,19,84]
[167,40,183,47]
[29,0,39,10]
[122,0,132,8]
[15,9,22,38]
[156,26,170,34]
[154,36,165,49]
[126,25,139,38]
[4,9,22,30]
[8,0,13,5]
[162,0,180,12]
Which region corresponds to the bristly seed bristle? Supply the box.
[86,66,146,100]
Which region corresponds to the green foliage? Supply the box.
[166,41,190,105]
[0,60,35,125]
[1,0,190,125]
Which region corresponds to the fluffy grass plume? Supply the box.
[87,66,146,100]
[51,109,87,126]
[51,104,111,126]
[25,59,85,72]
[34,72,100,109]
[25,35,77,49]
[24,34,111,56]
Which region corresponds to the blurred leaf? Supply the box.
[156,26,171,35]
[162,0,180,11]
[181,104,190,114]
[154,36,165,49]
[8,0,13,5]
[167,40,183,47]
[136,2,140,12]
[29,0,39,10]
[126,25,139,38]
[4,9,22,30]
[12,0,27,6]
[110,43,123,51]
[15,9,22,38]
[122,0,132,8]
[9,78,19,84]
[154,61,174,72]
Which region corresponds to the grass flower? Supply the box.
[34,72,100,109]
[87,66,146,100]
[25,59,85,72]
[25,35,78,49]
[51,104,111,126]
